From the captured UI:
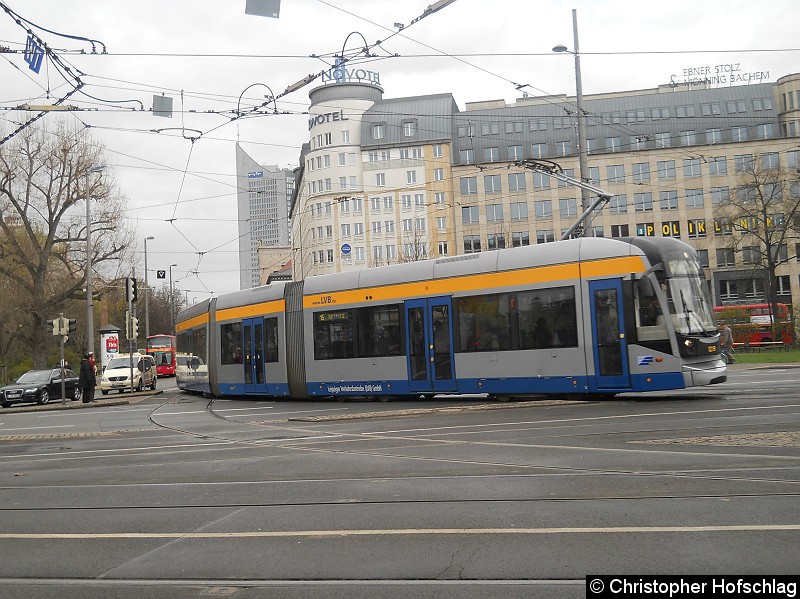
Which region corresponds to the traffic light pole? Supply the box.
[58,313,66,404]
[127,293,135,393]
[125,276,140,392]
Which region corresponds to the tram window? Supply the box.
[192,327,207,365]
[456,293,512,351]
[176,332,190,355]
[220,322,243,364]
[265,317,279,363]
[517,287,577,348]
[635,279,670,343]
[636,279,662,326]
[358,305,402,357]
[314,310,354,360]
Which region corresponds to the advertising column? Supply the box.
[98,324,122,372]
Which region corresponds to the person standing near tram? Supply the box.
[79,353,97,403]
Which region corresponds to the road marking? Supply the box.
[0,524,798,539]
[366,403,800,435]
[210,406,274,413]
[36,407,155,417]
[0,425,74,432]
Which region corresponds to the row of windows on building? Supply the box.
[310,242,447,266]
[456,125,778,165]
[309,212,800,264]
[370,120,421,141]
[454,98,775,138]
[311,129,351,150]
[307,194,448,219]
[304,190,792,237]
[309,148,798,199]
[309,88,791,161]
[306,144,447,175]
[309,216,442,242]
[718,277,793,304]
[459,151,799,194]
[307,168,450,196]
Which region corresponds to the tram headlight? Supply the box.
[680,338,698,357]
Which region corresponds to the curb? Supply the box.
[0,390,163,414]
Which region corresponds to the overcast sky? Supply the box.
[2,0,799,302]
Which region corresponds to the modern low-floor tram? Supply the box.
[176,237,726,400]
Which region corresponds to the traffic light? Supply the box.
[131,317,139,339]
[47,319,58,335]
[68,319,77,335]
[126,277,138,303]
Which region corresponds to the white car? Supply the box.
[99,354,157,394]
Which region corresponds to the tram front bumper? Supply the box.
[683,359,727,387]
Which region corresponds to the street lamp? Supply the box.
[169,264,177,334]
[143,236,154,338]
[553,9,590,235]
[85,164,105,356]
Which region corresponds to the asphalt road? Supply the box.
[0,366,798,598]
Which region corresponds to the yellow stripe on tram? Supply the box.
[216,299,286,323]
[304,256,645,308]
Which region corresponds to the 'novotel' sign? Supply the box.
[308,110,349,130]
[321,58,381,87]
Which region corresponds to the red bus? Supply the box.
[713,303,794,347]
[146,334,178,376]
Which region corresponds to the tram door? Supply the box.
[589,279,631,391]
[242,317,267,394]
[405,297,457,394]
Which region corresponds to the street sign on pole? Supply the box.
[24,36,44,73]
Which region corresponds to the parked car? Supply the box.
[1,368,81,407]
[99,354,157,394]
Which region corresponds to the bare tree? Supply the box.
[712,152,800,340]
[400,225,432,263]
[0,125,132,367]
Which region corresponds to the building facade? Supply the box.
[290,79,458,280]
[235,143,294,289]
[290,72,800,309]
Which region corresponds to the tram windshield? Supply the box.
[663,252,717,336]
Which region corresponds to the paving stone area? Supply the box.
[632,431,800,448]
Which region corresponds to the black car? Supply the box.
[0,368,81,408]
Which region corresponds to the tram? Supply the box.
[175,236,725,400]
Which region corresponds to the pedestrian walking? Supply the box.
[720,324,735,364]
[79,353,97,403]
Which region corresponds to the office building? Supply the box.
[290,71,800,307]
[235,143,295,289]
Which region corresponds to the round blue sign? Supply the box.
[341,243,351,255]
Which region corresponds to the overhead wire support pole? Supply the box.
[514,159,612,241]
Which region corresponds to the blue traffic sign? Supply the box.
[24,36,44,74]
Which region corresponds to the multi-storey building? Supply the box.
[291,79,457,279]
[290,72,800,309]
[235,143,295,289]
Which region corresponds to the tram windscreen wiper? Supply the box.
[679,290,707,334]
